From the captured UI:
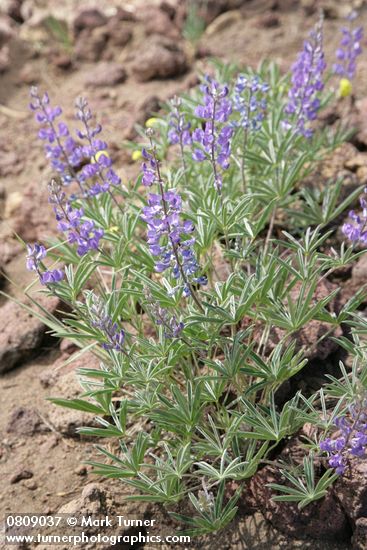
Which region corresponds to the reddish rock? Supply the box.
[2,0,24,23]
[104,17,132,48]
[73,9,107,36]
[0,15,15,47]
[10,469,33,484]
[138,6,180,39]
[12,181,55,241]
[0,294,60,373]
[334,459,367,523]
[255,13,280,28]
[84,62,127,87]
[0,44,10,73]
[131,36,188,82]
[74,27,108,62]
[6,406,46,435]
[353,517,367,550]
[59,338,78,355]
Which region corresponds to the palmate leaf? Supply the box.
[268,454,338,509]
[169,481,241,536]
[238,394,303,442]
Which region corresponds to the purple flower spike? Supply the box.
[342,192,367,245]
[30,87,80,189]
[232,75,269,131]
[74,97,122,196]
[192,76,233,192]
[333,12,363,81]
[284,16,326,137]
[141,187,206,292]
[144,288,184,339]
[319,395,367,475]
[89,294,125,352]
[48,178,104,256]
[168,96,192,147]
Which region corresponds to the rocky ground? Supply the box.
[1,0,367,548]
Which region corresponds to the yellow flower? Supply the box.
[338,78,352,98]
[109,226,119,233]
[131,150,142,162]
[91,150,109,164]
[145,117,158,128]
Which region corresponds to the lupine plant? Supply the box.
[19,14,367,536]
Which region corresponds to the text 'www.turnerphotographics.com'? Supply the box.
[4,514,191,546]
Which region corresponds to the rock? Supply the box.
[74,465,87,476]
[23,479,38,490]
[74,27,108,62]
[249,465,349,540]
[45,352,100,436]
[58,483,107,518]
[0,295,61,374]
[59,338,78,355]
[0,16,15,47]
[73,9,107,36]
[205,10,242,36]
[340,254,367,303]
[353,517,367,550]
[52,52,72,70]
[333,459,367,524]
[131,36,187,82]
[18,63,39,85]
[12,181,56,241]
[255,13,281,28]
[2,0,24,23]
[138,6,180,39]
[344,154,367,172]
[135,95,161,125]
[10,469,33,484]
[84,62,127,87]
[104,17,132,48]
[6,406,46,435]
[0,152,23,178]
[0,44,10,73]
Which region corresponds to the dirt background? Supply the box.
[1,0,367,548]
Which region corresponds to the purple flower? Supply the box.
[232,75,269,131]
[89,294,125,352]
[333,12,363,80]
[192,76,233,192]
[26,243,64,285]
[144,288,184,338]
[26,243,47,271]
[284,16,326,137]
[48,178,104,256]
[30,87,80,189]
[74,97,122,195]
[168,96,192,147]
[141,188,206,294]
[40,269,64,284]
[319,396,367,475]
[342,191,367,245]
